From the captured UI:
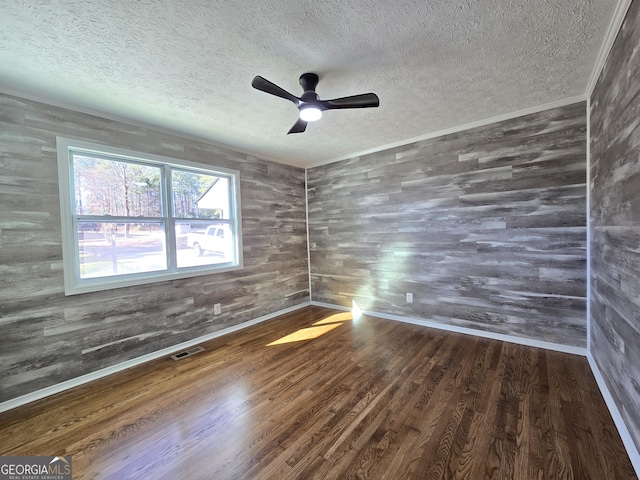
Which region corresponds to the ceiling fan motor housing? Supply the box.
[299,72,319,92]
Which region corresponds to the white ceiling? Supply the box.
[0,0,618,168]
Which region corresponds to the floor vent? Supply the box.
[170,346,205,361]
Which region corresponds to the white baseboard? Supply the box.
[311,301,640,476]
[5,300,638,478]
[587,353,640,476]
[311,301,588,356]
[0,302,310,414]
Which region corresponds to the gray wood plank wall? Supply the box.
[0,93,309,403]
[590,0,640,455]
[308,102,587,347]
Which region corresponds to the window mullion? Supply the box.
[75,215,164,223]
[163,165,177,271]
[71,214,82,282]
[229,175,240,264]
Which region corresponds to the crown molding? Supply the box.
[585,0,633,98]
[307,95,587,169]
[0,85,305,169]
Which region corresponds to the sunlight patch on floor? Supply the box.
[267,306,366,346]
[266,324,343,346]
[312,311,353,325]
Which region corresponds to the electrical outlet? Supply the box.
[406,293,413,303]
[214,303,222,315]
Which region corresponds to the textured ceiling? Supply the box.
[0,0,618,167]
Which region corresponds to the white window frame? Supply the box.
[56,137,243,295]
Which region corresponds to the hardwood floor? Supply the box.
[0,306,636,479]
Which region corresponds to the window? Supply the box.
[56,137,243,295]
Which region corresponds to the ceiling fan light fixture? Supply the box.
[251,73,379,134]
[299,106,322,122]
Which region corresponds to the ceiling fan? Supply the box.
[251,73,380,134]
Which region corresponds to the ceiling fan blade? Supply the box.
[287,118,307,134]
[320,93,380,110]
[254,72,379,133]
[251,76,300,104]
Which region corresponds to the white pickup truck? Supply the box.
[186,225,231,257]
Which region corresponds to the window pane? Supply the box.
[73,154,162,217]
[77,222,167,278]
[172,170,230,219]
[176,221,235,268]
[59,138,243,295]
